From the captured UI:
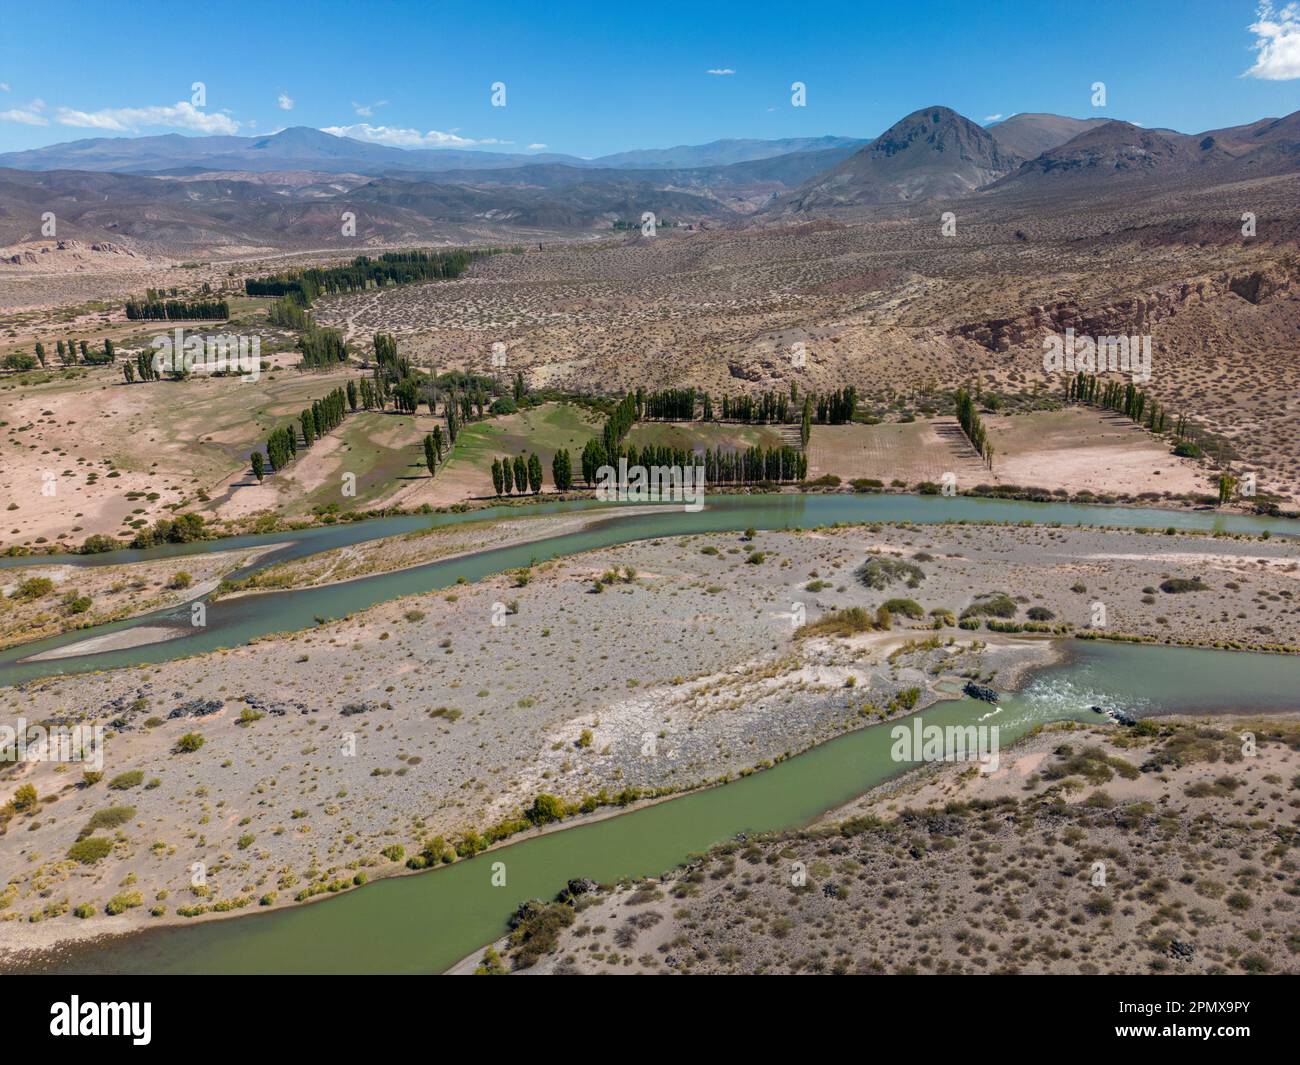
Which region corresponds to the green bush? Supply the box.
[11,576,53,600]
[105,891,143,916]
[79,805,135,837]
[108,770,144,790]
[1160,577,1208,594]
[526,793,567,825]
[881,598,924,619]
[67,837,114,864]
[12,783,38,811]
[857,555,925,591]
[175,733,205,753]
[960,593,1017,619]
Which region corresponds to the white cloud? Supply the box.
[983,113,1004,123]
[0,82,10,92]
[0,108,47,126]
[54,100,241,134]
[706,68,735,76]
[527,143,548,150]
[0,98,47,126]
[1245,2,1300,79]
[352,99,388,117]
[320,122,509,148]
[277,92,294,111]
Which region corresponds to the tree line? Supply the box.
[575,438,807,486]
[20,339,115,369]
[255,384,353,480]
[243,249,490,306]
[125,297,229,321]
[955,387,994,469]
[1064,371,1168,434]
[491,453,544,495]
[627,385,857,428]
[298,326,348,369]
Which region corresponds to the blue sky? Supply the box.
[1,0,1298,156]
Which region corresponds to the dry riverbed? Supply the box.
[1,519,1297,958]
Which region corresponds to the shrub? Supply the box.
[105,891,143,916]
[881,598,923,619]
[108,770,144,791]
[67,837,114,864]
[1026,606,1056,621]
[507,901,576,969]
[11,576,53,600]
[80,805,135,836]
[381,844,406,863]
[796,607,875,638]
[12,783,38,811]
[857,556,925,591]
[166,571,193,590]
[175,733,205,753]
[960,593,1017,619]
[1160,577,1208,594]
[526,793,567,825]
[73,903,96,919]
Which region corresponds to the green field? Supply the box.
[291,410,424,515]
[628,420,791,453]
[441,401,602,479]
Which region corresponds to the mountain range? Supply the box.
[2,107,1298,253]
[0,128,869,176]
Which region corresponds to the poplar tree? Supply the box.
[551,449,573,491]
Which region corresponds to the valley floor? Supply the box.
[1,517,1296,958]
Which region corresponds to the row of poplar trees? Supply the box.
[491,453,544,495]
[954,387,995,470]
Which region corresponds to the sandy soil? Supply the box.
[807,410,1206,497]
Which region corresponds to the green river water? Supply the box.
[25,641,1298,975]
[1,493,1294,686]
